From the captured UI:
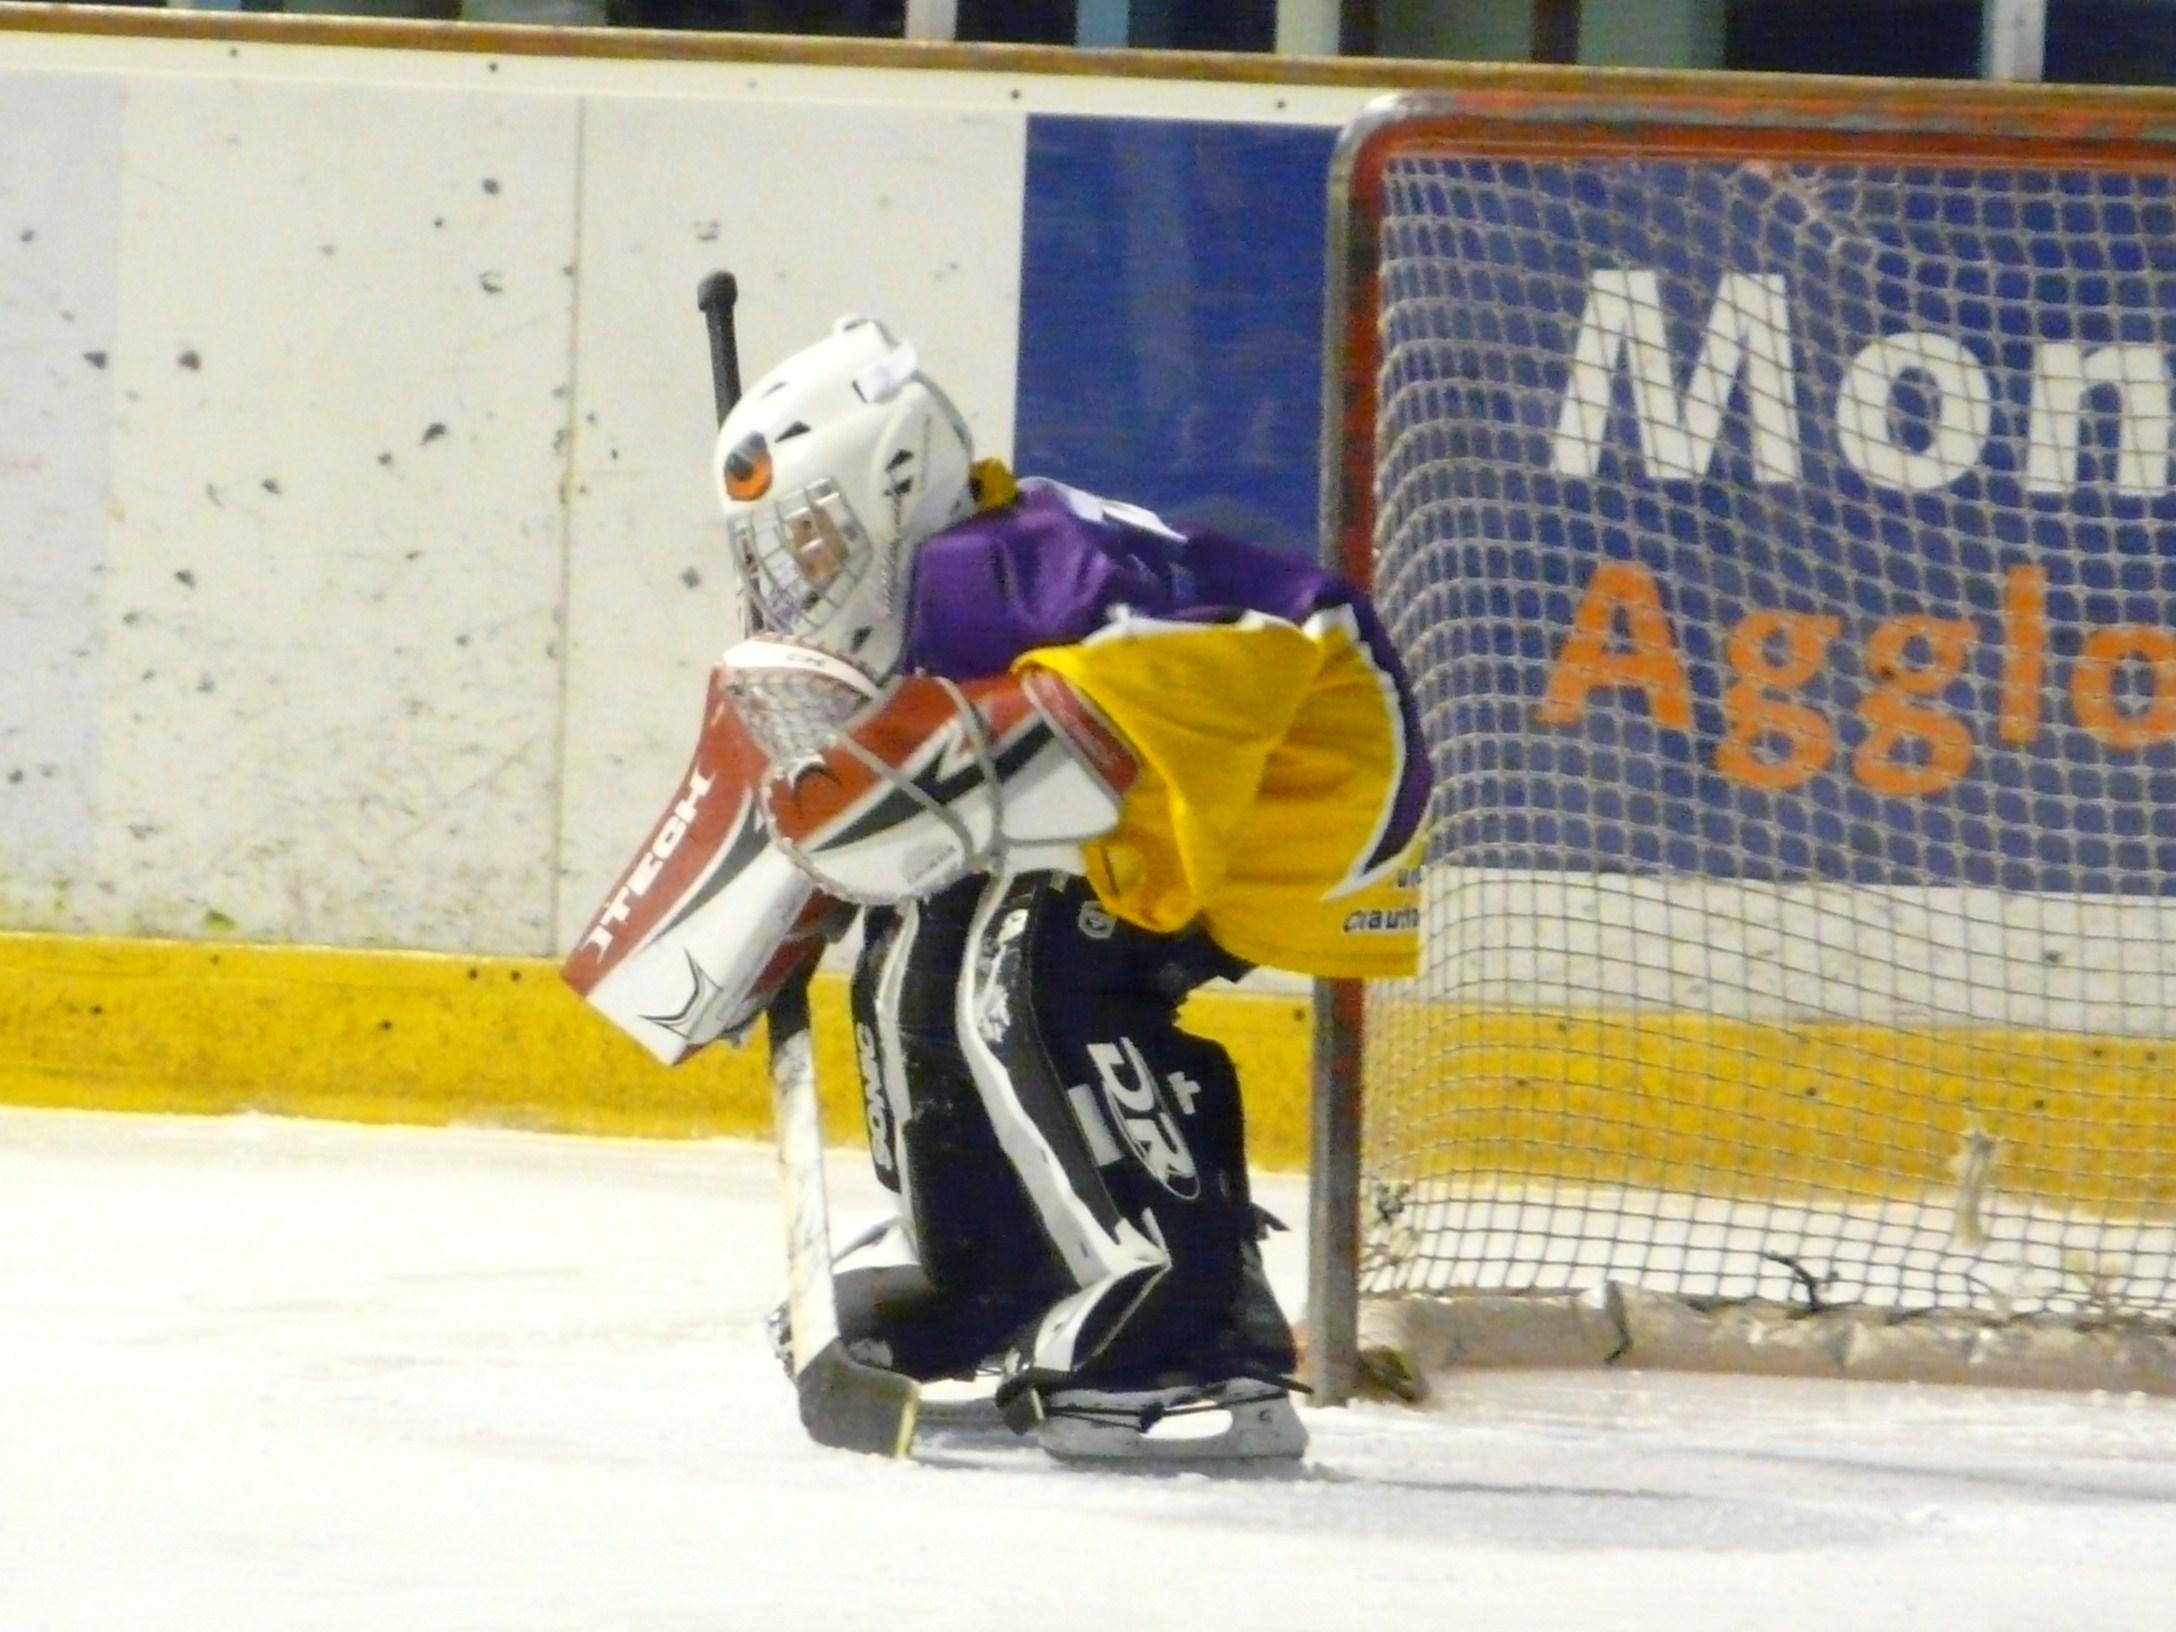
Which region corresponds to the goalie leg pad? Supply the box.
[786,878,1066,1387]
[954,873,1297,1394]
[851,884,1067,1303]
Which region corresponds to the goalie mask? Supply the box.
[716,316,976,682]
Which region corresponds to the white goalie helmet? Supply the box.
[715,315,976,681]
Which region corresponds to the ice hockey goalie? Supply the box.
[570,313,1431,1463]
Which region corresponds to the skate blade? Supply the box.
[1037,1394,1308,1465]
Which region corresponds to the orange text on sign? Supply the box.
[1535,562,2176,797]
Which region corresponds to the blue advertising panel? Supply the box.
[1016,115,1336,559]
[1377,158,2176,893]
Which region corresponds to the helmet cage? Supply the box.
[727,478,886,644]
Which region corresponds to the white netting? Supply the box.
[1357,145,2176,1349]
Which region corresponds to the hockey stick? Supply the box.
[765,970,920,1456]
[700,267,918,1456]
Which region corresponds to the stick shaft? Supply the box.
[768,978,841,1360]
[767,974,919,1456]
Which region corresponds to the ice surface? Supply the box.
[4,1107,2173,1632]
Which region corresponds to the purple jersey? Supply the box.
[907,481,1349,675]
[901,478,1432,898]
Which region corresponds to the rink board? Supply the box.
[6,928,2172,1202]
[0,932,1316,1164]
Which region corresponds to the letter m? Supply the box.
[1552,270,1802,484]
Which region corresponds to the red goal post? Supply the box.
[1309,80,2176,1404]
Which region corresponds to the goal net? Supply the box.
[1309,86,2176,1398]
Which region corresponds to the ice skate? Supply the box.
[1029,1374,1307,1464]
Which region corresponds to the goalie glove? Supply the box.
[561,648,868,1066]
[727,645,1138,906]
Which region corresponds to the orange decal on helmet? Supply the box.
[724,432,773,502]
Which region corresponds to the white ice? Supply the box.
[4,1106,2173,1632]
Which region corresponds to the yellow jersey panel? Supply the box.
[1022,610,1422,979]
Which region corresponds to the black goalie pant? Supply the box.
[845,870,1293,1389]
